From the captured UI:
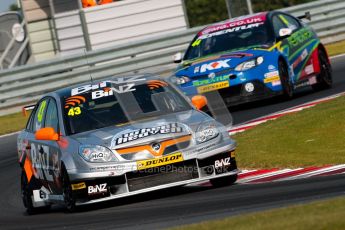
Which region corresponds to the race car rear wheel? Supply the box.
[61,166,77,212]
[21,170,35,214]
[210,174,237,187]
[312,49,332,91]
[279,60,293,99]
[21,170,50,214]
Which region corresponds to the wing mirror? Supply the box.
[278,28,293,40]
[191,95,208,110]
[35,127,59,141]
[173,52,182,63]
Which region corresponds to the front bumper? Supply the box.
[183,80,282,106]
[178,72,283,106]
[215,80,282,106]
[69,151,238,205]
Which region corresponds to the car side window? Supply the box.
[25,108,36,132]
[279,14,301,32]
[272,15,287,37]
[33,99,49,132]
[45,99,59,133]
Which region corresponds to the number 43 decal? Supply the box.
[68,107,81,116]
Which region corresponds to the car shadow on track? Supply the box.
[29,184,218,215]
[229,89,313,113]
[72,185,213,214]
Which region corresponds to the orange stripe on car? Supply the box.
[24,157,34,182]
[117,135,191,157]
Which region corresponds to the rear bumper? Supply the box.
[69,151,238,206]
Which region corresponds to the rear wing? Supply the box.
[22,105,36,117]
[297,11,311,21]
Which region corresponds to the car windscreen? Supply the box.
[62,80,191,135]
[184,21,274,60]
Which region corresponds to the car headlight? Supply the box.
[171,76,191,85]
[195,122,219,143]
[79,145,118,163]
[235,56,264,71]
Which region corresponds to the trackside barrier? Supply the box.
[1,0,345,114]
[283,0,345,43]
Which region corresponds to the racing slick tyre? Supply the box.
[61,166,77,212]
[210,174,237,187]
[279,60,294,99]
[21,171,50,215]
[312,49,332,91]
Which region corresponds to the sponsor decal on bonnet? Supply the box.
[194,59,231,73]
[112,123,184,146]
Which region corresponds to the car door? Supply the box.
[272,13,305,83]
[27,97,62,193]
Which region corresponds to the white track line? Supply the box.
[0,131,20,139]
[229,92,345,135]
[238,169,258,175]
[237,169,294,183]
[276,165,345,181]
[330,53,345,60]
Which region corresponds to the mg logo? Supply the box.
[208,72,216,79]
[151,143,161,153]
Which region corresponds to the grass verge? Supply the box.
[326,40,345,57]
[0,112,28,136]
[172,196,345,230]
[234,95,345,169]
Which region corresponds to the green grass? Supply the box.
[234,96,345,169]
[172,196,345,230]
[0,112,29,135]
[325,40,345,57]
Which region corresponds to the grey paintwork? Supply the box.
[17,74,237,206]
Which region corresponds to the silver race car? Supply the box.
[17,74,238,213]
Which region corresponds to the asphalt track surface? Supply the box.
[1,55,345,229]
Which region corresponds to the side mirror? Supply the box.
[35,127,59,141]
[191,95,207,110]
[173,52,182,63]
[278,28,292,40]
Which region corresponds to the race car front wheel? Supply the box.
[61,166,77,212]
[210,174,237,187]
[312,49,332,91]
[279,60,293,99]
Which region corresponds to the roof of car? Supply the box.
[198,12,268,36]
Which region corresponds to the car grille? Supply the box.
[218,84,243,98]
[118,137,191,161]
[126,160,199,192]
[162,140,190,156]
